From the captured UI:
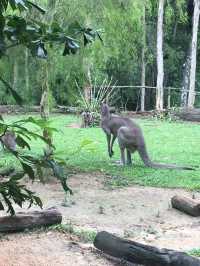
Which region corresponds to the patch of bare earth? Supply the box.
[1,172,200,265]
[0,231,120,266]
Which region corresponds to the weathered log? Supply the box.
[171,195,200,217]
[0,207,62,233]
[0,104,79,114]
[56,105,78,114]
[94,231,200,266]
[175,108,200,122]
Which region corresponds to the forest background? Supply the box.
[1,0,199,111]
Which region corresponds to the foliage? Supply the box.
[1,0,198,109]
[0,0,101,215]
[151,107,180,122]
[0,116,71,215]
[188,248,200,257]
[76,78,116,127]
[0,0,101,103]
[0,175,42,216]
[76,78,115,113]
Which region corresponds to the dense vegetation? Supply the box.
[0,0,100,214]
[1,0,200,110]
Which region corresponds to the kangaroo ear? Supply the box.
[101,102,109,114]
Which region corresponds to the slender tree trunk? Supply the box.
[156,0,165,110]
[188,0,200,108]
[12,59,18,91]
[40,0,57,155]
[25,48,29,101]
[40,61,53,155]
[141,3,146,112]
[181,45,191,107]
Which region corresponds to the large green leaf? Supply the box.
[16,135,31,150]
[26,1,46,14]
[6,0,46,13]
[0,76,23,105]
[20,162,35,179]
[63,37,79,55]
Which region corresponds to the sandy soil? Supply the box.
[1,172,200,265]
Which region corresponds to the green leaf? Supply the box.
[8,0,16,10]
[16,135,31,150]
[21,162,35,179]
[37,44,47,58]
[0,1,8,13]
[0,76,23,105]
[26,1,46,14]
[0,201,4,210]
[33,196,43,208]
[63,38,79,56]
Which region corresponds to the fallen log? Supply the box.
[171,195,200,217]
[0,207,62,233]
[94,231,200,266]
[175,108,200,122]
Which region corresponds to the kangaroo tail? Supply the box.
[137,143,194,171]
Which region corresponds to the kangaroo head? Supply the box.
[101,102,110,117]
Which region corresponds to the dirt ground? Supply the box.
[1,172,200,266]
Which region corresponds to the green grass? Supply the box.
[51,223,97,243]
[188,248,200,257]
[2,113,200,190]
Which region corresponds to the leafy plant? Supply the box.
[0,116,72,215]
[76,78,116,127]
[0,175,42,216]
[0,0,100,215]
[152,107,180,122]
[0,0,102,103]
[188,248,200,257]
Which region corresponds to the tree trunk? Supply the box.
[156,0,165,110]
[25,48,29,100]
[94,231,200,266]
[40,0,57,154]
[171,195,200,217]
[188,0,200,108]
[40,61,53,155]
[12,58,18,93]
[40,62,50,120]
[181,45,191,107]
[0,207,62,233]
[141,3,146,112]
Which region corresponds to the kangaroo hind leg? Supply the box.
[126,149,132,165]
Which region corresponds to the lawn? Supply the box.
[2,113,200,190]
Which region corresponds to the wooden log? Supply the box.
[171,195,200,217]
[94,231,200,266]
[175,108,200,122]
[0,207,62,233]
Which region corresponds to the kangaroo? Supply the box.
[100,103,194,170]
[1,131,16,151]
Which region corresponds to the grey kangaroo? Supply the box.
[100,103,193,170]
[1,131,16,151]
